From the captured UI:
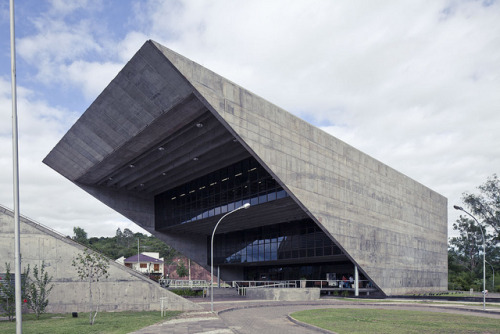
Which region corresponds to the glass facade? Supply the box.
[155,157,288,228]
[209,219,342,266]
[244,262,354,281]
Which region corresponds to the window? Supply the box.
[209,219,339,265]
[140,263,147,268]
[155,157,290,229]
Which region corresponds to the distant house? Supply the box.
[123,252,164,275]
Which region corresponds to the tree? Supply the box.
[72,249,110,325]
[0,263,29,321]
[462,174,500,241]
[449,174,500,291]
[176,261,188,278]
[122,228,135,248]
[25,261,54,319]
[115,228,123,246]
[450,217,484,272]
[73,226,89,245]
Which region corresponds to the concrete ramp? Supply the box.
[0,205,201,313]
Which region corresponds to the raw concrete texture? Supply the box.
[245,288,320,301]
[0,205,201,313]
[44,40,448,296]
[155,41,448,295]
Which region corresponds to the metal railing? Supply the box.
[160,279,209,288]
[234,280,297,296]
[234,279,375,296]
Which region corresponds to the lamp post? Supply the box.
[453,205,486,311]
[211,203,250,312]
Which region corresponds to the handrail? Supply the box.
[160,279,209,288]
[233,279,375,295]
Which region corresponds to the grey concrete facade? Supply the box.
[0,205,201,313]
[44,40,448,296]
[245,288,320,301]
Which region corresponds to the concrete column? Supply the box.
[354,265,359,297]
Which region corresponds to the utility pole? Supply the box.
[10,0,22,332]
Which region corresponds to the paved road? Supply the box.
[218,304,335,334]
[130,310,233,334]
[130,298,500,334]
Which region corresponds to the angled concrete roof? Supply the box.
[44,40,448,295]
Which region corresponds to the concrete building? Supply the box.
[0,205,200,312]
[44,40,448,296]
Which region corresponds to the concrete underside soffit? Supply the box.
[78,107,251,197]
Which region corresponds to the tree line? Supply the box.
[71,227,178,267]
[449,174,500,292]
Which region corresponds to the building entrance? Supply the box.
[243,261,356,281]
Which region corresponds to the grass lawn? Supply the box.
[0,310,181,334]
[290,308,500,334]
[341,298,500,308]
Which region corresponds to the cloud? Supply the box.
[3,0,499,239]
[15,0,123,103]
[61,60,123,99]
[132,0,500,236]
[47,0,99,15]
[0,76,146,237]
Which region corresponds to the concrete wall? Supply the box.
[245,288,320,301]
[0,205,201,313]
[157,41,448,295]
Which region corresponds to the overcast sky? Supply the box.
[1,0,499,238]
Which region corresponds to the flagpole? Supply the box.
[10,0,23,332]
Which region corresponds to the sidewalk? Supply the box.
[130,310,233,334]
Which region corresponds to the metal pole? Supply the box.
[483,239,486,310]
[354,265,359,297]
[211,203,250,312]
[453,205,486,311]
[10,0,22,332]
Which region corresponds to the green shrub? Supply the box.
[169,289,204,297]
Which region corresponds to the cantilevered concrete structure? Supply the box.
[44,40,448,296]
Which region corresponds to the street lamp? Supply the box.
[453,205,486,311]
[211,203,250,312]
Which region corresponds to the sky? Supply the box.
[0,0,499,238]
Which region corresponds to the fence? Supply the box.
[159,279,209,288]
[234,279,374,296]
